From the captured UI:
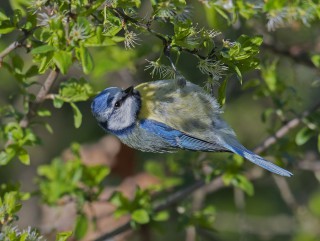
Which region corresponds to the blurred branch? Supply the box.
[153,180,205,212]
[297,159,320,171]
[273,175,298,210]
[34,69,60,104]
[262,43,316,69]
[5,69,59,148]
[254,101,320,154]
[0,29,36,67]
[93,91,320,241]
[0,41,21,67]
[214,211,295,236]
[93,180,205,241]
[19,69,60,128]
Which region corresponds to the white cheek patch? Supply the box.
[107,96,140,131]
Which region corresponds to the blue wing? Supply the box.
[140,119,226,152]
[140,119,293,177]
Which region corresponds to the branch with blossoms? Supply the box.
[109,7,229,82]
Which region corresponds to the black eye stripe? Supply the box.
[114,94,132,108]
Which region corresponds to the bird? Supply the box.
[91,79,292,177]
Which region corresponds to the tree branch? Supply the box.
[297,159,320,171]
[19,69,60,128]
[262,43,316,69]
[254,101,320,154]
[109,8,206,61]
[273,175,298,210]
[0,29,36,67]
[94,180,205,241]
[4,69,59,149]
[0,41,21,67]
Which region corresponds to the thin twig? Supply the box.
[0,28,36,67]
[214,211,295,236]
[4,69,59,148]
[153,180,205,212]
[35,69,60,104]
[19,69,60,128]
[109,8,207,60]
[254,101,320,154]
[273,175,298,210]
[93,222,131,241]
[297,160,320,171]
[262,43,316,69]
[93,181,205,241]
[0,42,21,67]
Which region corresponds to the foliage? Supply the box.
[0,0,320,240]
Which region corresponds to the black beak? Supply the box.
[124,86,134,95]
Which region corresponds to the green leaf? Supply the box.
[242,79,260,90]
[318,134,320,153]
[74,214,88,240]
[261,108,274,123]
[218,78,227,106]
[205,3,231,27]
[0,10,9,21]
[295,127,314,146]
[109,191,129,207]
[25,65,39,78]
[0,151,11,165]
[58,78,94,102]
[70,103,82,128]
[79,45,94,74]
[221,35,262,78]
[37,158,86,205]
[309,191,320,218]
[53,96,64,108]
[236,175,254,196]
[153,211,169,222]
[82,165,110,187]
[117,0,141,7]
[312,55,320,68]
[144,161,164,177]
[0,20,15,34]
[44,123,54,134]
[262,60,278,92]
[12,54,24,72]
[31,45,56,54]
[234,65,242,83]
[37,108,51,117]
[39,52,54,74]
[223,173,254,196]
[18,148,30,165]
[131,209,150,224]
[55,231,73,241]
[53,51,73,74]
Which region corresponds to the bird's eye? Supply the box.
[114,101,121,108]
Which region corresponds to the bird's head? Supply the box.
[91,86,141,133]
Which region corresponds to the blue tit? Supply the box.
[91,80,292,177]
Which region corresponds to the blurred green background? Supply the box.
[1,0,320,241]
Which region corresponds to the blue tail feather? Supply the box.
[220,135,293,177]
